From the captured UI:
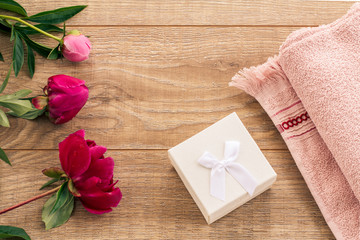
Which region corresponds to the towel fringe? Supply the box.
[229,56,288,97]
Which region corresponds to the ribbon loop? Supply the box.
[198,152,218,168]
[198,141,258,201]
[223,141,240,162]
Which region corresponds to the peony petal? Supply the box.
[46,75,89,124]
[48,87,88,124]
[89,145,107,161]
[75,176,122,213]
[81,204,112,214]
[78,157,114,185]
[52,108,83,124]
[48,75,86,90]
[83,35,92,49]
[64,35,90,54]
[102,179,118,192]
[48,93,88,124]
[48,87,88,109]
[75,176,100,189]
[79,187,122,214]
[62,35,91,62]
[59,131,91,178]
[62,51,89,62]
[86,140,96,147]
[73,129,85,138]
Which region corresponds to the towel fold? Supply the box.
[230,3,360,240]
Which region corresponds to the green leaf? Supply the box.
[49,182,70,214]
[0,109,10,128]
[47,44,60,60]
[12,31,24,77]
[0,225,31,240]
[62,22,66,38]
[0,96,33,116]
[0,19,11,27]
[15,89,32,97]
[15,24,63,35]
[0,62,13,94]
[0,22,11,33]
[40,178,60,190]
[42,182,74,230]
[7,106,45,120]
[68,179,80,197]
[10,25,15,41]
[0,0,28,17]
[0,89,32,101]
[42,167,65,179]
[24,5,87,25]
[0,52,3,62]
[17,31,52,58]
[26,43,35,78]
[0,19,11,33]
[0,147,11,166]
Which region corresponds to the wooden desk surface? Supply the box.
[0,1,353,239]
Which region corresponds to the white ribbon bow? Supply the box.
[198,141,258,201]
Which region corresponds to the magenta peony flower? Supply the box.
[62,30,91,62]
[59,130,122,214]
[32,74,89,124]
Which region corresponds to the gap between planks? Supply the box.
[66,24,319,28]
[1,148,288,152]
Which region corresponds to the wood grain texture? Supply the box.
[0,27,295,150]
[14,0,352,26]
[0,150,334,239]
[0,1,350,238]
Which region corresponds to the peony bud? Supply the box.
[62,30,91,62]
[32,96,48,110]
[33,74,89,124]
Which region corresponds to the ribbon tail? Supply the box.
[210,166,226,201]
[226,163,258,196]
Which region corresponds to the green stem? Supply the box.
[0,14,62,43]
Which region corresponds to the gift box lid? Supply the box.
[168,112,277,224]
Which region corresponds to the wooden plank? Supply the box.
[0,26,296,150]
[10,0,352,26]
[0,150,334,239]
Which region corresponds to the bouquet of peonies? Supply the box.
[0,0,92,163]
[0,1,122,239]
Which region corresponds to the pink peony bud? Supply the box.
[35,74,89,124]
[62,30,91,62]
[59,130,122,214]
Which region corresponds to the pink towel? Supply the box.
[230,3,360,240]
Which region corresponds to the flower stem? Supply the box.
[0,14,63,43]
[0,185,62,215]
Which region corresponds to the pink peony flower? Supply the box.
[32,74,89,124]
[62,30,91,62]
[59,130,122,214]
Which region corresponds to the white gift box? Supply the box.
[168,112,277,224]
